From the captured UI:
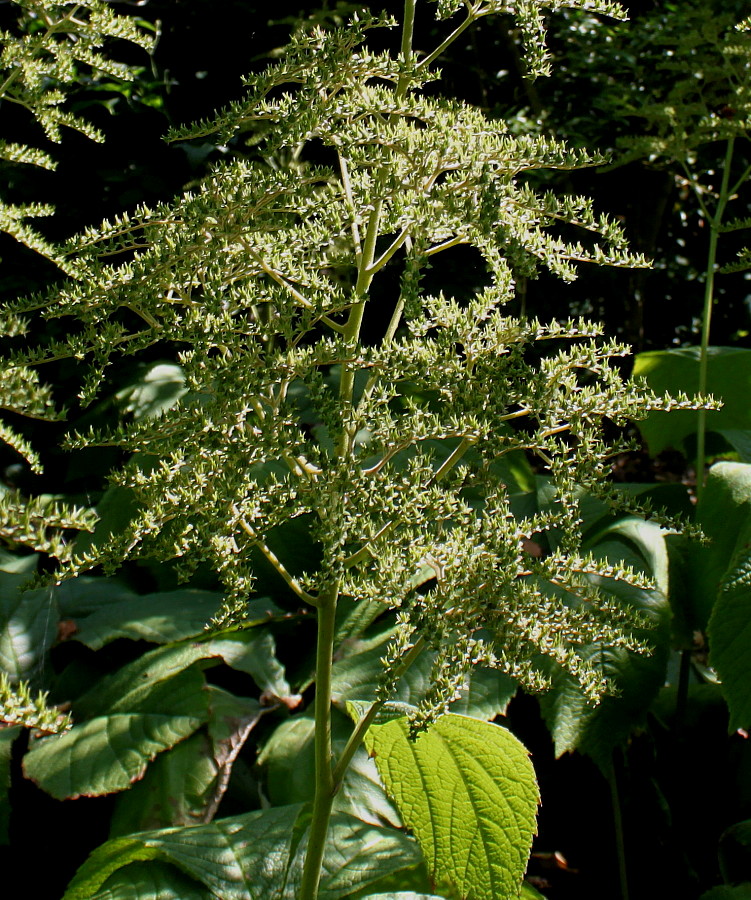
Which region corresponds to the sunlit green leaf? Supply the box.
[93,861,210,899]
[364,714,539,900]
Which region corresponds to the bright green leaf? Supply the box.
[364,714,539,900]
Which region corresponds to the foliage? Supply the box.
[2,2,751,900]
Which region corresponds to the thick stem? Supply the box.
[299,590,339,900]
[696,138,734,506]
[300,6,421,897]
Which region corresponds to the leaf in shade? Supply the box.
[64,805,423,900]
[0,572,58,681]
[538,539,670,773]
[24,665,209,799]
[259,709,400,827]
[633,346,751,461]
[210,630,300,706]
[92,861,211,899]
[72,590,227,649]
[332,626,516,720]
[0,724,20,844]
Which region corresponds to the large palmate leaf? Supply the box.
[633,346,751,460]
[332,625,517,720]
[364,714,539,900]
[64,805,424,900]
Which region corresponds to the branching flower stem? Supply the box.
[300,5,422,898]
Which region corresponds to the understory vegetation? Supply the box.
[1,1,751,898]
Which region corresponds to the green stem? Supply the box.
[417,4,479,73]
[301,8,420,896]
[608,751,629,900]
[696,137,734,506]
[299,589,339,900]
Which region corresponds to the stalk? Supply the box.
[695,137,734,506]
[299,589,339,900]
[300,6,419,896]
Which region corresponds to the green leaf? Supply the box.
[93,861,211,899]
[520,884,548,900]
[633,347,751,461]
[357,895,443,900]
[260,709,400,826]
[314,813,425,899]
[23,667,208,799]
[688,463,751,632]
[719,820,751,885]
[0,572,58,681]
[114,362,187,420]
[108,732,218,836]
[65,805,423,900]
[690,464,751,730]
[0,724,20,844]
[332,626,516,720]
[54,576,138,618]
[209,630,298,703]
[364,714,539,900]
[72,589,226,648]
[73,642,220,720]
[110,689,263,835]
[24,647,212,800]
[700,886,751,900]
[539,538,670,771]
